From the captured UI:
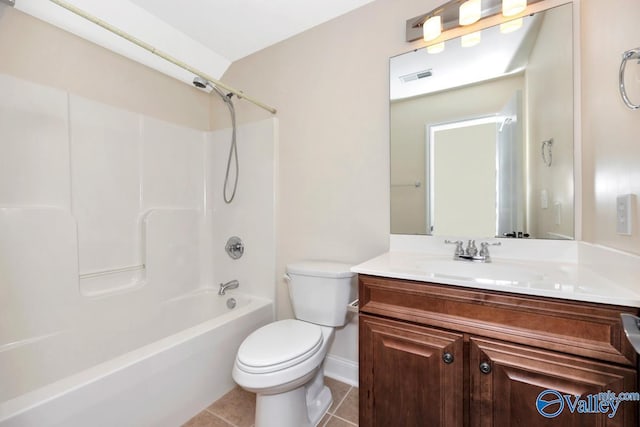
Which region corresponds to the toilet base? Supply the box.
[307,385,332,426]
[254,369,332,427]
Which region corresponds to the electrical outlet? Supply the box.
[616,194,634,235]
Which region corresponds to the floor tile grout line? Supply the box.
[204,408,240,427]
[197,381,357,427]
[330,385,353,415]
[331,413,359,426]
[333,386,358,426]
[320,404,334,427]
[338,386,360,422]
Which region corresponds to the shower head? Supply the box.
[193,76,211,89]
[193,76,235,104]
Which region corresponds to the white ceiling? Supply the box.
[128,0,377,62]
[15,0,375,85]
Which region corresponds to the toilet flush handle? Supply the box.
[283,273,292,282]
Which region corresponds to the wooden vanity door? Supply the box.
[359,314,464,427]
[469,337,638,427]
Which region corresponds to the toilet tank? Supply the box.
[286,261,357,327]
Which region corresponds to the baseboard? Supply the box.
[324,354,358,387]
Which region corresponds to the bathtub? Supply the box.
[0,289,273,427]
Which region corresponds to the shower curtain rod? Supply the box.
[49,0,277,115]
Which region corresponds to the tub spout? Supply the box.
[219,280,239,295]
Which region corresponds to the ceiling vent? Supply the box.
[399,69,433,83]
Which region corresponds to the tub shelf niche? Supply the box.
[76,206,147,298]
[78,264,147,298]
[77,208,203,298]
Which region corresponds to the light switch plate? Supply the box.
[554,202,562,225]
[616,194,634,235]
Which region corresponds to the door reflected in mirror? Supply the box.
[390,3,574,239]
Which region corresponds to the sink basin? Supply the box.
[353,251,640,307]
[417,259,545,283]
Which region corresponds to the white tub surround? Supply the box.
[0,73,278,426]
[0,294,272,427]
[352,235,640,308]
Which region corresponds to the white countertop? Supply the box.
[351,236,640,308]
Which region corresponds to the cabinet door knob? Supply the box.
[479,361,492,374]
[442,352,454,364]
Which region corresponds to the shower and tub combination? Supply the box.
[0,1,278,423]
[0,71,277,426]
[0,290,272,426]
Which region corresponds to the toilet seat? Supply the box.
[236,319,323,374]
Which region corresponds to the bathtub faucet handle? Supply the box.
[219,279,240,295]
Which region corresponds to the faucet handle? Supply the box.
[444,240,465,256]
[479,241,501,256]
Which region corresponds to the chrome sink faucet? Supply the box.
[465,240,478,257]
[445,240,501,263]
[219,279,239,295]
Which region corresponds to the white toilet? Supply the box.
[232,261,356,427]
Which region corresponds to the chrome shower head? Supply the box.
[193,76,234,105]
[193,76,210,89]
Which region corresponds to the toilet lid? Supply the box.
[236,319,323,374]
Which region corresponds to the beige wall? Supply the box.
[0,6,210,130]
[222,0,640,327]
[581,0,640,254]
[220,0,443,323]
[525,4,574,239]
[390,75,524,234]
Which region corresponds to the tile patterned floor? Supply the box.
[183,377,358,427]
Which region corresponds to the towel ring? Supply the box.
[619,48,640,110]
[541,138,553,167]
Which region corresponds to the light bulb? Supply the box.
[423,15,442,42]
[461,31,481,48]
[459,0,481,26]
[502,0,527,17]
[500,17,523,33]
[427,42,445,54]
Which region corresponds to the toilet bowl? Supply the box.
[232,261,356,427]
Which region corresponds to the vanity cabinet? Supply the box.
[358,275,640,426]
[360,315,464,426]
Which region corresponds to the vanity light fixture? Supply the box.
[427,42,445,54]
[500,17,523,33]
[423,15,442,42]
[502,0,527,17]
[461,31,481,47]
[406,0,540,43]
[459,0,481,26]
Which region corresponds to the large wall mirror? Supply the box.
[390,3,574,239]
